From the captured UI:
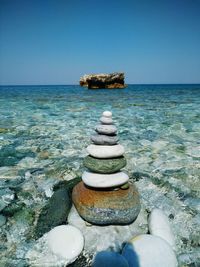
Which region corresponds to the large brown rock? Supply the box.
[79,73,126,89]
[72,181,140,225]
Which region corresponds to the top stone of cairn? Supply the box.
[102,111,112,118]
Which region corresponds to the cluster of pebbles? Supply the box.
[72,111,141,225]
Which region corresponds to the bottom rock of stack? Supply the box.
[72,182,141,225]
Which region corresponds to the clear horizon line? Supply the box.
[0,82,200,86]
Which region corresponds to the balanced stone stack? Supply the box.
[72,111,141,225]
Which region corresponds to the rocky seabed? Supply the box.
[0,85,200,266]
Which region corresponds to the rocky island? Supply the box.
[79,72,126,89]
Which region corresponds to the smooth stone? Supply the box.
[95,125,117,135]
[72,181,141,225]
[82,171,129,188]
[91,135,118,145]
[148,208,175,249]
[93,251,129,267]
[102,111,112,118]
[87,144,124,159]
[120,182,129,190]
[0,214,6,226]
[100,116,113,125]
[47,225,84,261]
[122,234,178,267]
[83,156,126,174]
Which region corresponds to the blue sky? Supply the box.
[0,0,200,85]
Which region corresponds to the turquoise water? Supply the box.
[0,84,200,266]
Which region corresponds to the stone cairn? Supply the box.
[72,111,141,225]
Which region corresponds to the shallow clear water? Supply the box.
[0,84,200,266]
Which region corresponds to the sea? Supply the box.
[0,84,200,266]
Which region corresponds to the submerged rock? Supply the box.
[35,188,72,239]
[0,214,6,226]
[0,188,15,211]
[79,73,125,89]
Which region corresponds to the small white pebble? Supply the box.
[47,225,84,261]
[102,111,112,117]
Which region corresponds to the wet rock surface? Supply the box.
[80,73,125,89]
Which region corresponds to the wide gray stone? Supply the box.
[95,125,117,135]
[72,182,141,225]
[100,116,113,125]
[91,134,118,145]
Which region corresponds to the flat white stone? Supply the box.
[100,116,113,125]
[82,171,129,188]
[148,208,175,249]
[126,234,178,267]
[96,124,117,135]
[87,144,124,158]
[47,225,84,260]
[102,111,112,117]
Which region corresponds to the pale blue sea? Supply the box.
[0,84,200,266]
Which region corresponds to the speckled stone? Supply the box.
[83,156,126,174]
[72,182,141,225]
[91,135,118,145]
[95,125,117,135]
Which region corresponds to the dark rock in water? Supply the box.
[53,177,81,196]
[80,73,126,89]
[2,201,25,217]
[35,177,81,239]
[0,214,6,226]
[34,188,71,239]
[91,134,118,145]
[0,188,15,212]
[0,145,35,167]
[83,156,126,174]
[93,251,129,267]
[72,181,141,225]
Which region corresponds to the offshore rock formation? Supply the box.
[79,72,125,89]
